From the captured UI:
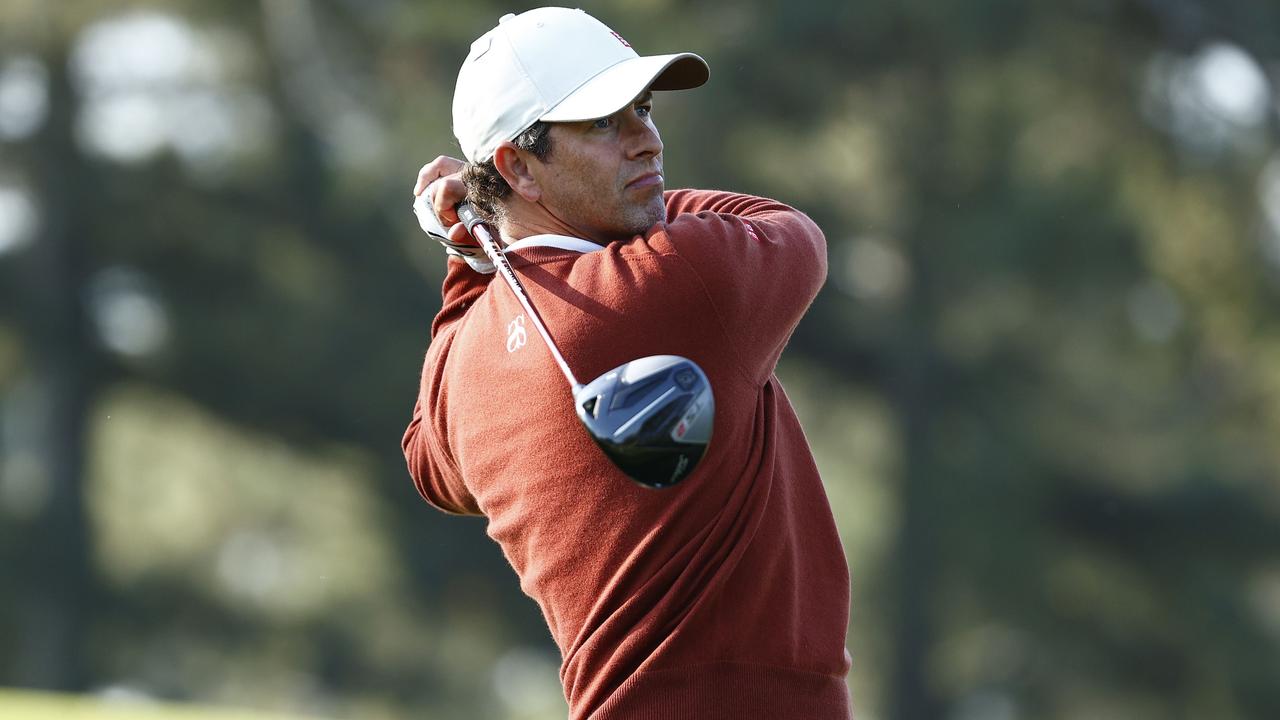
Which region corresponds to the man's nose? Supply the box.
[622,114,662,159]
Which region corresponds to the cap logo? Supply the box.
[609,30,631,48]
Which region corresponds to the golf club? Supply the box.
[456,203,713,488]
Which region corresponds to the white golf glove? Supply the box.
[412,191,495,274]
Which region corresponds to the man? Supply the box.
[403,7,852,718]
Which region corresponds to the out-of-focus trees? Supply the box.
[1,1,1277,719]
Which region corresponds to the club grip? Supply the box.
[457,203,484,232]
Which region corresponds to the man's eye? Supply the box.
[592,117,612,129]
[636,105,652,117]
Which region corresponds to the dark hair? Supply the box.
[461,121,553,224]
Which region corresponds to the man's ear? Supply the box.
[493,142,541,203]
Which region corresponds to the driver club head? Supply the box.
[574,355,714,489]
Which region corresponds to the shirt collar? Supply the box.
[505,234,603,254]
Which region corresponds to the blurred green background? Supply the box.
[2,0,1279,718]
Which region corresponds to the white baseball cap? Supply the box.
[452,7,709,163]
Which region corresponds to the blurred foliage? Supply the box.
[0,688,327,720]
[1,0,1279,719]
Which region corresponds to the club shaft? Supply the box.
[459,206,582,390]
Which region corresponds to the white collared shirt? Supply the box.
[505,234,604,254]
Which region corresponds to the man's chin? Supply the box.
[627,201,666,236]
[593,197,666,241]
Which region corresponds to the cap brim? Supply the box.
[539,53,709,123]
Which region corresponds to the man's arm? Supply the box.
[402,292,483,516]
[402,156,488,514]
[654,189,828,384]
[402,388,481,515]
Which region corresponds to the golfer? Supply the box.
[403,7,853,718]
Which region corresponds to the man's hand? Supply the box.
[412,156,494,273]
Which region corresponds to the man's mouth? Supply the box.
[626,172,663,189]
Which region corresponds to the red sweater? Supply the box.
[403,190,852,719]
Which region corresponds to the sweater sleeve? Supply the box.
[432,257,491,338]
[401,259,487,516]
[402,390,480,515]
[655,189,828,384]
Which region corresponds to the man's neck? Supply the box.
[497,195,655,246]
[500,203,587,245]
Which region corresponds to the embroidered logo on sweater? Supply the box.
[506,315,527,353]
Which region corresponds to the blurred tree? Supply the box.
[1,5,102,689]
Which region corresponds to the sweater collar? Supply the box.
[506,234,603,254]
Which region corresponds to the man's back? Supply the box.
[404,190,852,718]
